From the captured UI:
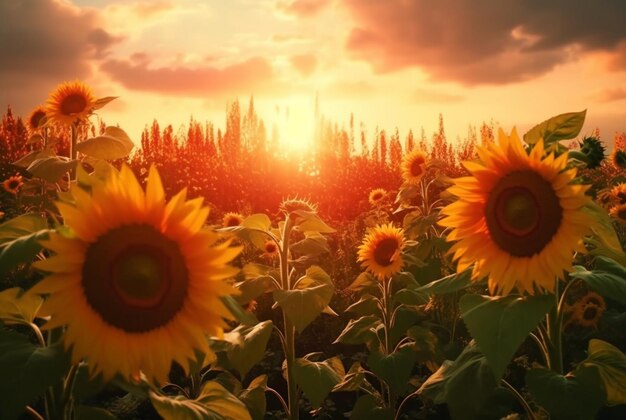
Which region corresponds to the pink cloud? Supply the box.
[276,0,331,17]
[290,54,318,76]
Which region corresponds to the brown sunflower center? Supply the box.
[372,192,383,201]
[374,238,399,266]
[618,208,626,221]
[410,157,425,177]
[265,242,277,253]
[485,170,563,257]
[30,111,46,129]
[8,180,20,190]
[618,192,626,205]
[226,217,241,227]
[60,94,88,116]
[82,224,189,333]
[583,305,599,321]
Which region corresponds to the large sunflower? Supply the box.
[439,128,592,295]
[46,80,95,126]
[357,224,406,281]
[31,165,241,382]
[401,149,428,185]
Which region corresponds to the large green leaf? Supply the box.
[459,293,553,381]
[290,231,330,256]
[349,394,393,420]
[523,110,586,146]
[0,213,48,245]
[334,315,381,346]
[580,339,626,405]
[13,148,55,167]
[417,342,497,420]
[0,229,51,275]
[220,296,257,326]
[149,381,251,420]
[27,156,78,182]
[294,355,343,408]
[224,321,273,378]
[347,272,378,292]
[0,287,43,324]
[416,269,472,295]
[332,362,373,393]
[75,406,118,420]
[293,211,335,233]
[344,295,379,316]
[75,126,134,160]
[406,325,440,367]
[570,257,626,304]
[238,375,267,420]
[526,366,605,420]
[234,275,276,305]
[0,330,71,420]
[367,346,417,395]
[583,203,626,266]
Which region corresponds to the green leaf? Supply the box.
[406,325,440,366]
[417,342,497,420]
[583,202,626,266]
[334,315,381,346]
[581,339,626,405]
[0,287,43,324]
[290,231,330,256]
[333,362,370,393]
[348,271,378,292]
[349,394,393,420]
[224,321,273,378]
[570,257,626,304]
[92,96,118,110]
[389,306,420,347]
[416,269,472,295]
[13,148,54,167]
[526,366,605,420]
[393,288,429,305]
[72,364,106,400]
[76,126,134,160]
[149,381,251,420]
[234,275,276,305]
[403,211,438,238]
[242,214,271,231]
[294,211,335,233]
[345,295,379,316]
[27,134,44,145]
[459,293,553,381]
[0,330,71,420]
[367,346,417,395]
[220,296,257,326]
[523,110,587,146]
[238,375,267,420]
[75,406,118,420]
[27,156,78,182]
[0,213,48,245]
[294,355,343,408]
[0,229,51,275]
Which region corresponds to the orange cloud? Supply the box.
[276,0,330,17]
[290,54,318,76]
[592,87,626,103]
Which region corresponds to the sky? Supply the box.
[1,0,626,151]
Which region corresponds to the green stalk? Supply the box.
[382,278,397,412]
[279,216,298,420]
[546,282,563,374]
[69,123,78,181]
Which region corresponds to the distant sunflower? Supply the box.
[439,128,592,295]
[262,239,279,258]
[2,174,23,194]
[357,224,405,281]
[609,203,626,225]
[0,211,4,220]
[401,149,428,185]
[27,105,47,132]
[572,292,606,328]
[46,80,95,126]
[368,188,387,206]
[610,149,626,170]
[279,197,318,218]
[31,165,241,382]
[222,212,244,227]
[609,183,626,206]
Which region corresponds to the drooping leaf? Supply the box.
[347,271,378,292]
[459,293,553,381]
[349,394,393,420]
[92,96,118,110]
[333,362,372,393]
[223,321,273,378]
[76,126,134,160]
[0,287,43,324]
[234,275,276,305]
[416,268,473,295]
[220,296,257,326]
[293,211,335,233]
[238,375,267,420]
[12,148,54,168]
[523,110,587,146]
[149,381,251,420]
[0,229,51,275]
[367,346,417,395]
[0,330,71,420]
[570,257,626,304]
[334,315,381,346]
[294,355,343,408]
[344,295,380,316]
[580,339,626,405]
[290,231,330,256]
[526,366,605,420]
[0,213,48,245]
[27,156,78,182]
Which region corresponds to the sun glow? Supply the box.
[273,100,315,154]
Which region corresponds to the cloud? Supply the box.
[0,0,120,113]
[344,0,626,85]
[101,56,281,96]
[592,87,626,103]
[276,0,330,18]
[290,54,318,76]
[413,88,464,104]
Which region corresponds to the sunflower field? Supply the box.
[1,81,626,420]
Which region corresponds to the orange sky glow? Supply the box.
[2,0,626,151]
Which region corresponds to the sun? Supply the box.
[274,98,315,154]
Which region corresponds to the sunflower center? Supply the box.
[82,224,189,333]
[373,193,383,201]
[618,208,626,221]
[485,170,563,257]
[8,180,20,190]
[265,243,277,253]
[30,111,46,129]
[60,94,88,115]
[618,192,626,205]
[410,157,425,177]
[583,305,598,320]
[374,238,399,266]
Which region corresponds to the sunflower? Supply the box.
[572,292,606,328]
[609,203,626,225]
[610,149,626,170]
[368,188,387,206]
[31,165,241,382]
[222,212,244,227]
[401,149,428,185]
[262,239,279,259]
[439,128,593,295]
[279,197,318,218]
[2,174,23,194]
[0,211,4,220]
[27,105,47,132]
[609,183,626,206]
[46,80,95,126]
[357,224,406,281]
[578,136,605,169]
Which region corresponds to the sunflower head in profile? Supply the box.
[262,239,279,259]
[2,174,23,194]
[27,105,48,132]
[611,149,626,170]
[439,128,593,295]
[609,183,626,206]
[357,224,406,281]
[222,212,244,227]
[46,80,95,126]
[401,149,428,185]
[368,188,387,206]
[279,197,318,219]
[578,136,605,169]
[609,203,626,225]
[572,292,606,328]
[31,165,241,383]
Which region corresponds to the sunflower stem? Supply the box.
[25,406,45,420]
[61,364,79,420]
[382,277,397,412]
[546,284,564,375]
[70,123,78,181]
[501,378,537,420]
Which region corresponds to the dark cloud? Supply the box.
[101,57,280,96]
[276,0,330,17]
[290,54,318,76]
[344,0,626,85]
[0,0,120,113]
